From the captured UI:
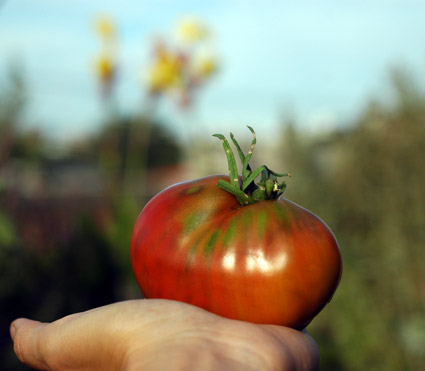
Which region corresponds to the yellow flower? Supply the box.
[95,16,116,41]
[147,47,182,92]
[195,56,217,79]
[95,53,115,83]
[176,17,208,43]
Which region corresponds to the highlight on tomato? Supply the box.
[130,126,342,329]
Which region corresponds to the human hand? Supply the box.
[10,299,319,371]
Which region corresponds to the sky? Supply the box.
[1,0,425,143]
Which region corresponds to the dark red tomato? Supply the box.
[130,172,342,329]
[131,127,342,329]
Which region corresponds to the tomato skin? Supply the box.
[130,175,342,329]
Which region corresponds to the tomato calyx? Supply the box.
[213,126,290,206]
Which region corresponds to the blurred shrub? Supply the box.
[281,68,425,370]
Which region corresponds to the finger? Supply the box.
[10,318,49,370]
[264,325,320,371]
[11,308,131,371]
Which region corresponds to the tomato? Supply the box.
[130,127,342,329]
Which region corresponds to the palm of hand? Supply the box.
[11,299,319,371]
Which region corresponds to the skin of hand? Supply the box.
[10,299,320,371]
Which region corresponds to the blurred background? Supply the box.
[1,1,425,369]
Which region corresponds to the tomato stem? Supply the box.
[213,126,290,206]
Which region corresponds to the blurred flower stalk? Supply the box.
[90,15,218,288]
[94,16,118,100]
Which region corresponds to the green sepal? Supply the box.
[212,134,240,189]
[217,179,256,205]
[214,126,290,206]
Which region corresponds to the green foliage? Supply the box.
[281,68,425,370]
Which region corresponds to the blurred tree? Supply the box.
[0,63,46,167]
[0,63,26,165]
[0,62,26,123]
[280,67,425,370]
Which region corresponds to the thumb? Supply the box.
[10,318,49,370]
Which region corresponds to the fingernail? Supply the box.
[10,322,17,341]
